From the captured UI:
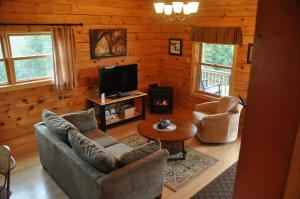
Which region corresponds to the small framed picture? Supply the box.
[169,39,182,56]
[247,43,254,64]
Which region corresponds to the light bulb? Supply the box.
[154,2,165,14]
[183,4,191,15]
[164,4,173,15]
[188,2,199,13]
[172,2,183,14]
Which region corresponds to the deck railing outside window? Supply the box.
[200,67,231,96]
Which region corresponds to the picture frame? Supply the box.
[90,29,127,59]
[247,43,254,64]
[169,38,183,56]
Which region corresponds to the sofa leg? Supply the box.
[155,194,162,199]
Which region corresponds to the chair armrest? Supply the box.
[195,101,219,113]
[99,149,169,199]
[203,112,236,121]
[202,112,240,129]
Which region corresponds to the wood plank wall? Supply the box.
[0,0,258,155]
[0,0,161,155]
[159,0,258,108]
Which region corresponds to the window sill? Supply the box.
[0,79,54,93]
[190,90,220,101]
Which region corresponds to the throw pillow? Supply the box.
[68,129,118,173]
[217,96,239,113]
[62,108,98,132]
[42,109,78,144]
[119,139,161,166]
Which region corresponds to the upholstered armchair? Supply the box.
[192,96,243,143]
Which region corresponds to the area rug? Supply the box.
[119,133,218,191]
[191,162,237,199]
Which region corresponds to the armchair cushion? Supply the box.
[217,96,240,113]
[195,101,219,113]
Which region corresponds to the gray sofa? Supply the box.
[34,122,168,199]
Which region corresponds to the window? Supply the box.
[0,33,54,88]
[192,43,237,97]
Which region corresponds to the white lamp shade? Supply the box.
[172,2,183,13]
[183,4,191,15]
[154,2,165,14]
[188,2,199,13]
[164,4,173,15]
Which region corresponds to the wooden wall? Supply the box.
[159,0,258,108]
[234,0,300,197]
[0,0,161,155]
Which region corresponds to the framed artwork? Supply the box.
[90,29,127,59]
[247,43,254,64]
[169,38,182,56]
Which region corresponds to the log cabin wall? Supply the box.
[158,0,258,108]
[0,0,161,155]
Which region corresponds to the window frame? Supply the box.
[190,42,238,100]
[0,32,54,92]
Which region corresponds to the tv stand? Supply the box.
[107,92,130,99]
[88,90,147,131]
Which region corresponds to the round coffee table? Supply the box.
[137,117,197,161]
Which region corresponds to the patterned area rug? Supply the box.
[191,162,237,199]
[119,133,218,191]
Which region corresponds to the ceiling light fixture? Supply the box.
[154,1,200,21]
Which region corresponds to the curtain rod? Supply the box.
[0,23,83,26]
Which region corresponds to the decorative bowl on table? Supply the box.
[153,119,177,132]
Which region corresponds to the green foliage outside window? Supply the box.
[202,43,234,67]
[0,62,7,83]
[9,34,54,81]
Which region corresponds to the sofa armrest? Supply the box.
[99,149,169,199]
[195,101,219,113]
[34,123,105,199]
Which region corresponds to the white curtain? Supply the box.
[52,27,78,91]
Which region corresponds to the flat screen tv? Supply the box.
[99,64,138,97]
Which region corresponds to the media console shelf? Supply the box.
[88,90,147,131]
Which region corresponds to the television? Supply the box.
[99,64,138,97]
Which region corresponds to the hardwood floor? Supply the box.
[7,106,241,199]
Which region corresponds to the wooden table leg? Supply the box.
[165,141,187,162]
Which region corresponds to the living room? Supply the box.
[0,0,299,199]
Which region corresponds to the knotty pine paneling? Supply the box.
[0,0,160,156]
[159,1,258,108]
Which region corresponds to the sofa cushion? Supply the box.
[42,109,78,144]
[62,108,98,133]
[84,129,118,148]
[217,96,239,113]
[68,129,118,173]
[105,143,133,160]
[119,139,161,166]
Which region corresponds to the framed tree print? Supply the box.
[90,29,127,59]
